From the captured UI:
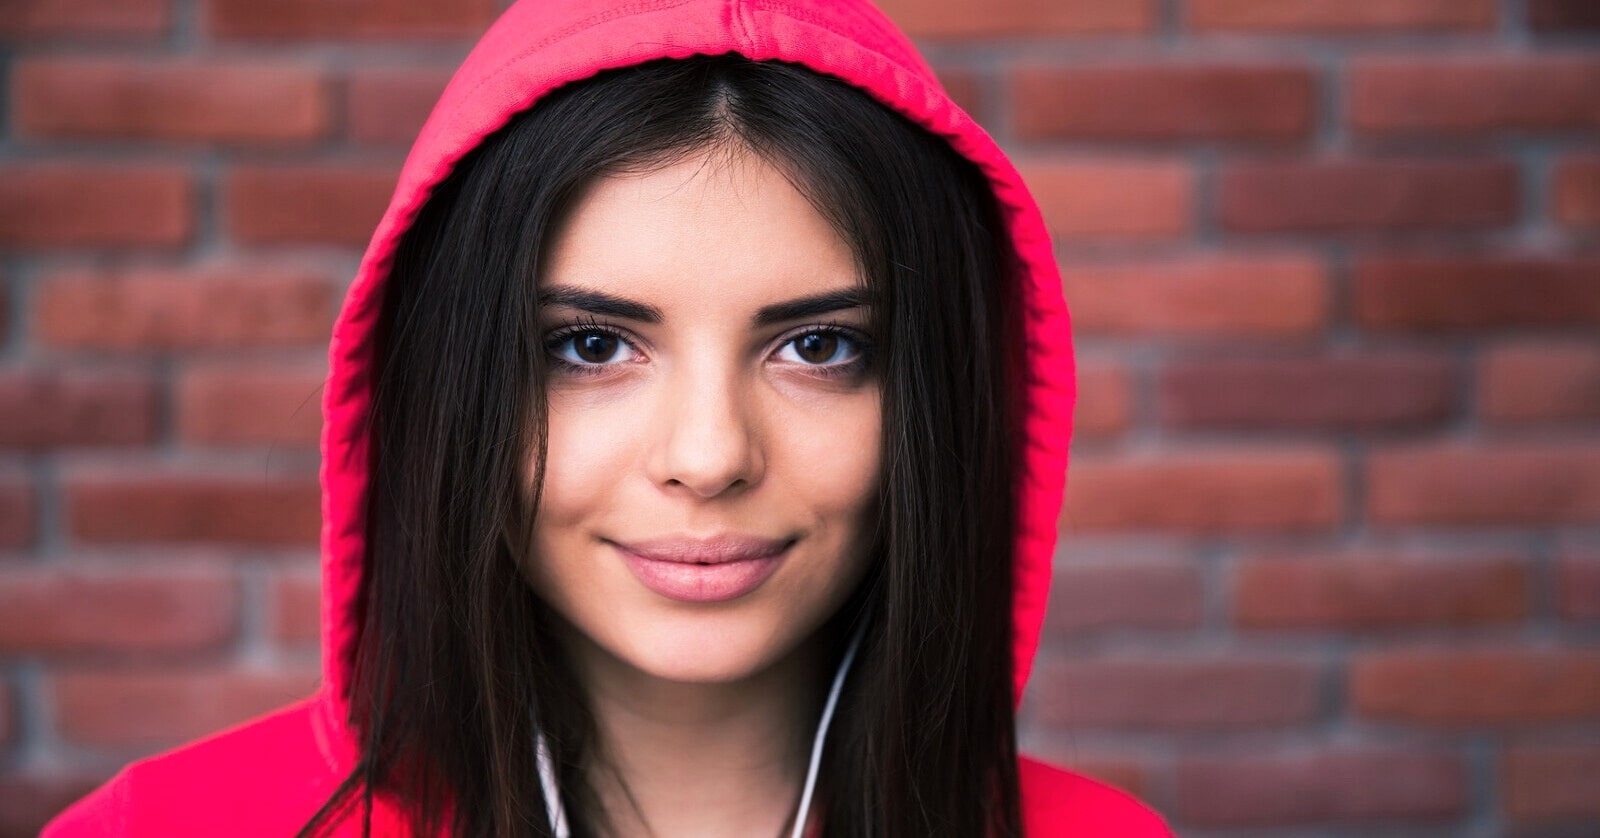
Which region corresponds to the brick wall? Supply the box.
[1,0,1596,834]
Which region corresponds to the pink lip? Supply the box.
[609,534,794,603]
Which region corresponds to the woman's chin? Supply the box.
[598,612,807,687]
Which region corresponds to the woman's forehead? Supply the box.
[540,146,861,318]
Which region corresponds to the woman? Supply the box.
[47,1,1170,835]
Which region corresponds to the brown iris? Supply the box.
[794,332,838,364]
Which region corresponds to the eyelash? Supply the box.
[541,318,874,379]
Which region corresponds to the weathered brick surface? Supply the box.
[1160,354,1455,430]
[206,0,495,39]
[0,567,238,655]
[1367,443,1600,526]
[875,0,1156,37]
[0,369,159,448]
[1352,649,1600,725]
[1021,159,1193,240]
[1061,255,1329,339]
[52,668,320,746]
[1186,0,1495,32]
[1064,448,1343,533]
[1527,0,1600,32]
[14,57,329,144]
[1045,560,1204,633]
[176,361,326,446]
[1013,64,1314,141]
[1234,554,1528,629]
[34,268,337,351]
[225,165,396,245]
[1503,744,1600,820]
[1350,57,1600,135]
[1176,750,1467,826]
[1031,657,1321,729]
[1355,256,1600,332]
[1480,343,1600,425]
[1553,155,1600,228]
[0,0,169,38]
[1218,159,1518,232]
[66,472,321,546]
[0,165,193,248]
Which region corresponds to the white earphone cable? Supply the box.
[790,615,869,838]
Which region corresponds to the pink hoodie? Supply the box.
[46,1,1172,834]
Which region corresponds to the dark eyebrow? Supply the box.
[754,288,869,327]
[537,285,868,327]
[538,286,663,323]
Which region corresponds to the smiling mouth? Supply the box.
[606,534,796,602]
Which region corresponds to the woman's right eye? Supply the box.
[547,329,638,367]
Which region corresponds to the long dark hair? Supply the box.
[304,54,1022,837]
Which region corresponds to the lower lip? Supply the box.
[614,544,788,603]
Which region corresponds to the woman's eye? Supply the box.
[549,329,635,366]
[776,330,862,367]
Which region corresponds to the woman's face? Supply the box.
[528,145,881,685]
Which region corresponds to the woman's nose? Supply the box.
[646,364,764,499]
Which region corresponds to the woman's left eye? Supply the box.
[774,329,864,367]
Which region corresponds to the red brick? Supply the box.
[1073,362,1132,439]
[1352,649,1600,724]
[935,69,983,121]
[271,568,320,646]
[1553,155,1600,228]
[0,680,10,746]
[52,667,319,747]
[1176,750,1466,826]
[35,268,336,351]
[1065,448,1342,533]
[1019,160,1193,241]
[67,472,321,546]
[1504,744,1600,820]
[1062,255,1329,339]
[1234,554,1529,629]
[1355,256,1600,331]
[1186,0,1494,31]
[226,165,395,245]
[1351,57,1600,135]
[0,0,167,37]
[0,478,35,551]
[15,58,328,145]
[1031,657,1319,729]
[1481,343,1600,425]
[1014,64,1313,141]
[0,772,109,838]
[0,567,237,655]
[347,67,452,146]
[177,362,326,447]
[1045,757,1148,799]
[1559,552,1600,621]
[1218,159,1517,232]
[0,369,158,448]
[207,0,495,38]
[1160,353,1454,430]
[1045,560,1203,633]
[0,165,192,249]
[1528,0,1600,31]
[1368,443,1600,526]
[874,0,1156,37]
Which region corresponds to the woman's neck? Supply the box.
[571,634,825,838]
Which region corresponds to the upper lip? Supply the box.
[609,534,795,564]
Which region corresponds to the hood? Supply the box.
[317,0,1075,742]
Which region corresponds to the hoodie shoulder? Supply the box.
[43,697,343,837]
[1019,755,1174,837]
